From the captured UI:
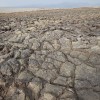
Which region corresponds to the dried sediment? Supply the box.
[0,8,100,100]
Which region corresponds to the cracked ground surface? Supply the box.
[0,8,100,100]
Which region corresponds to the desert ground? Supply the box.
[0,8,100,100]
[0,8,51,13]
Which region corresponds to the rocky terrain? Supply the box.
[0,8,100,100]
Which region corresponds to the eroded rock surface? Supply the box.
[0,8,100,100]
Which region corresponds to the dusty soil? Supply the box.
[0,8,100,100]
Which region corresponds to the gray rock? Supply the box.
[53,76,68,86]
[47,51,66,62]
[67,55,81,65]
[60,88,76,99]
[60,61,75,77]
[28,77,42,100]
[41,62,54,69]
[11,89,25,100]
[14,50,21,58]
[0,58,20,75]
[21,49,32,58]
[18,71,33,81]
[7,84,17,99]
[0,44,4,51]
[52,40,60,50]
[70,51,81,58]
[0,78,5,86]
[0,96,3,100]
[53,60,62,69]
[75,80,92,90]
[7,58,20,73]
[78,52,89,61]
[29,38,40,50]
[1,26,11,31]
[77,89,100,100]
[9,34,25,43]
[89,54,100,65]
[75,63,97,86]
[91,45,100,54]
[28,58,39,74]
[59,37,72,54]
[42,30,63,41]
[36,69,57,82]
[0,62,12,76]
[18,59,28,67]
[39,93,56,100]
[72,40,90,49]
[43,41,54,51]
[12,43,27,49]
[44,83,65,96]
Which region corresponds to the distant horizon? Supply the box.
[0,6,100,9]
[0,0,100,8]
[0,6,100,8]
[0,7,100,13]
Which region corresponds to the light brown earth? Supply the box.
[0,8,100,100]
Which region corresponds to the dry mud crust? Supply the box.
[0,8,100,100]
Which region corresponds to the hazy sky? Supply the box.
[0,0,100,8]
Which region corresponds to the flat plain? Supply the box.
[0,8,100,100]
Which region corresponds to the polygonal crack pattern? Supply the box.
[0,8,100,100]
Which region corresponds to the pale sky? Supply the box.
[0,0,100,8]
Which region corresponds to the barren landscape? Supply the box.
[0,8,100,100]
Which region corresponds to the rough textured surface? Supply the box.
[0,8,100,100]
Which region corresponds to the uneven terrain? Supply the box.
[0,8,100,100]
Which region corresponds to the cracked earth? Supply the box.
[0,8,100,100]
